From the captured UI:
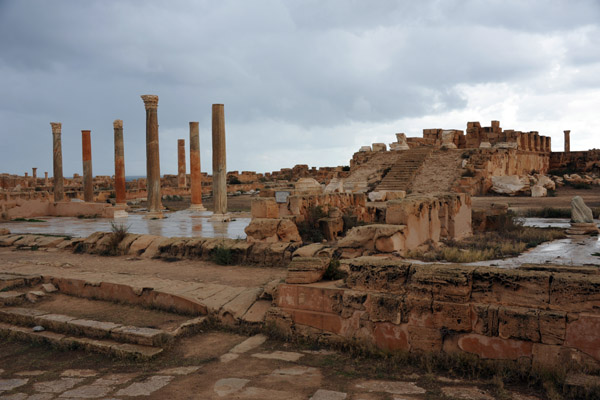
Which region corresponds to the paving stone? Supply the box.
[230,334,267,354]
[92,373,138,386]
[111,325,169,347]
[219,353,239,363]
[68,319,121,337]
[201,286,247,313]
[271,366,319,376]
[220,287,263,321]
[0,379,28,392]
[355,380,426,395]
[251,351,303,362]
[14,371,45,377]
[441,386,494,400]
[511,394,542,400]
[302,349,336,355]
[241,300,272,323]
[114,375,173,397]
[33,378,84,393]
[213,378,250,397]
[28,395,55,400]
[157,366,200,376]
[61,370,97,378]
[59,383,113,398]
[0,394,27,400]
[310,389,347,400]
[236,386,305,399]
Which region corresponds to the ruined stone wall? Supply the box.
[455,149,550,195]
[270,258,600,371]
[280,193,375,224]
[550,150,600,173]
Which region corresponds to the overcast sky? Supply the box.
[1,0,599,177]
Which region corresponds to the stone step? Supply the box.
[0,273,42,291]
[0,322,163,360]
[0,307,175,347]
[0,291,26,306]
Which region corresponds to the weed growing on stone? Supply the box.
[211,243,234,265]
[105,221,130,256]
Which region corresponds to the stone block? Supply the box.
[251,198,279,219]
[498,306,540,342]
[408,326,442,352]
[550,273,600,312]
[345,257,410,293]
[373,322,409,351]
[432,301,471,332]
[565,314,600,362]
[471,267,550,308]
[410,264,474,303]
[539,310,566,345]
[286,257,330,284]
[366,293,402,324]
[458,333,533,360]
[471,303,499,337]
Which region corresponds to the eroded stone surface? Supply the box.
[0,378,28,392]
[251,351,303,362]
[61,369,97,378]
[441,386,494,400]
[355,380,425,395]
[158,366,200,376]
[59,383,113,398]
[115,375,173,397]
[213,378,250,397]
[230,334,267,354]
[310,389,347,400]
[33,378,83,393]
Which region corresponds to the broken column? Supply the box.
[81,130,93,202]
[141,95,162,217]
[564,130,570,152]
[567,196,599,235]
[44,172,48,187]
[113,120,126,205]
[210,104,230,222]
[177,139,186,188]
[50,122,64,201]
[189,121,206,211]
[31,168,37,188]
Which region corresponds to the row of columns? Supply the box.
[50,96,225,220]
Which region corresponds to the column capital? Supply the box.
[50,122,62,134]
[113,119,123,129]
[564,130,571,134]
[141,95,159,110]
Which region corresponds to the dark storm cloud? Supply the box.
[1,0,599,176]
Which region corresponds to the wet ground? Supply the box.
[0,210,251,240]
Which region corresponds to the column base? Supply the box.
[188,204,207,211]
[145,211,164,219]
[209,213,231,222]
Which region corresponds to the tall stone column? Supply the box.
[546,136,551,153]
[44,172,48,186]
[113,120,127,205]
[50,122,64,201]
[210,104,230,222]
[189,122,206,211]
[81,130,93,202]
[177,139,186,188]
[564,130,570,152]
[141,95,162,217]
[32,168,37,187]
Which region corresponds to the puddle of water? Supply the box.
[0,210,250,240]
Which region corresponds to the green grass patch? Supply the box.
[211,243,234,265]
[12,218,46,222]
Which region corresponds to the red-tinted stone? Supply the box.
[458,333,533,360]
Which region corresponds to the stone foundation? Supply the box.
[269,258,600,371]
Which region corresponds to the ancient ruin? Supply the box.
[141,94,162,218]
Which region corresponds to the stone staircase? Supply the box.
[374,148,433,192]
[0,273,207,360]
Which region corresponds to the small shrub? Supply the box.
[297,205,327,243]
[211,243,234,265]
[570,182,592,190]
[523,207,570,219]
[461,169,475,178]
[341,166,351,172]
[323,259,347,281]
[105,221,130,256]
[12,218,46,222]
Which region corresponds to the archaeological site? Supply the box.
[1,98,599,400]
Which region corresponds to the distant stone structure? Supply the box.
[177,139,186,189]
[113,120,126,205]
[564,130,571,153]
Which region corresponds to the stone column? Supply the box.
[141,95,162,217]
[113,120,127,205]
[210,104,230,222]
[564,130,570,152]
[50,122,64,201]
[81,130,93,202]
[546,136,551,153]
[32,168,37,187]
[177,139,186,188]
[189,121,206,211]
[44,172,48,186]
[533,133,540,152]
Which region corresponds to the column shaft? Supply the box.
[189,122,205,210]
[177,139,186,188]
[141,95,162,214]
[212,104,227,215]
[113,120,126,205]
[51,122,64,201]
[81,130,93,202]
[564,130,571,153]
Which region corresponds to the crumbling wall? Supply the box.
[270,258,600,371]
[550,150,600,174]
